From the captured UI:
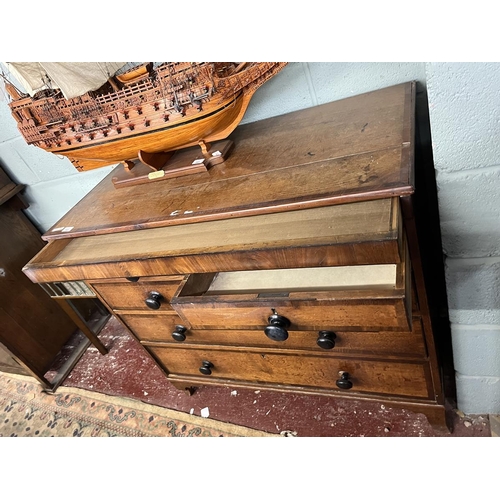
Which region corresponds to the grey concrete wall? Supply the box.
[2,62,497,414]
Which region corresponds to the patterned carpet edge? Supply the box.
[0,372,278,437]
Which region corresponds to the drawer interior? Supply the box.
[172,232,411,332]
[23,197,403,283]
[177,262,401,300]
[204,265,397,296]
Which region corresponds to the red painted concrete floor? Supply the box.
[56,317,490,437]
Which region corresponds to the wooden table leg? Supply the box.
[57,299,109,355]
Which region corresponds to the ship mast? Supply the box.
[167,63,183,114]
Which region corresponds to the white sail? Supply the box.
[6,62,126,99]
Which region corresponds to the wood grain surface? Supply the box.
[121,311,427,357]
[149,346,431,399]
[41,82,415,241]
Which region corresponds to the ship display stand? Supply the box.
[112,139,234,188]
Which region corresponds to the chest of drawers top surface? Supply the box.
[38,82,416,243]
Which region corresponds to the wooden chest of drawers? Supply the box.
[23,82,451,430]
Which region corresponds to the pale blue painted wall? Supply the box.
[425,62,500,414]
[0,63,426,231]
[1,62,498,414]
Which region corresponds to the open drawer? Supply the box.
[22,197,403,283]
[171,240,411,333]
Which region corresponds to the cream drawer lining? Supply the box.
[206,265,397,295]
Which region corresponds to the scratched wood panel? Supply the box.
[42,82,415,241]
[172,297,410,331]
[121,311,426,357]
[149,347,431,398]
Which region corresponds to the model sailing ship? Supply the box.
[2,62,287,184]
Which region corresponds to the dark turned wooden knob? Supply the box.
[171,325,187,342]
[317,330,337,349]
[336,371,353,390]
[145,291,163,309]
[264,309,291,341]
[199,360,214,376]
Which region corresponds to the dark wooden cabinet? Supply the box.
[0,167,110,390]
[0,167,77,387]
[22,82,452,430]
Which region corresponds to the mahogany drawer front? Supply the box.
[172,250,411,332]
[91,277,183,311]
[125,313,426,357]
[148,346,431,399]
[173,296,410,332]
[120,313,185,343]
